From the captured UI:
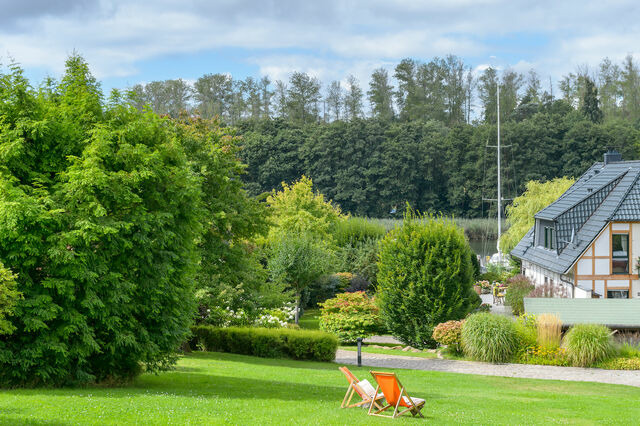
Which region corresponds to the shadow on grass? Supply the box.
[186,351,340,371]
[0,408,68,425]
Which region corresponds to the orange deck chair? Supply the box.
[368,371,425,418]
[338,366,384,410]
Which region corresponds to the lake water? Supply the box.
[469,239,498,263]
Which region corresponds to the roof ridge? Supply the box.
[546,170,628,221]
[610,169,640,220]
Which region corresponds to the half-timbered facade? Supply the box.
[512,151,640,299]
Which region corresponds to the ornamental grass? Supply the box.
[537,313,562,349]
[563,324,614,367]
[461,313,519,363]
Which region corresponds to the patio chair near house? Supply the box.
[367,371,425,418]
[493,285,505,305]
[338,366,384,410]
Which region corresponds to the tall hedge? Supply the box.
[0,57,206,386]
[376,210,479,348]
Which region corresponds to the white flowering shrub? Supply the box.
[253,304,296,328]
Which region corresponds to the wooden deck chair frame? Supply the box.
[367,371,425,419]
[338,367,384,410]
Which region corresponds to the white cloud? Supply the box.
[0,0,639,86]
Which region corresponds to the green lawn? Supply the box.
[340,345,438,359]
[1,352,639,425]
[299,308,320,330]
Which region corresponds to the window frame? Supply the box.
[611,232,630,275]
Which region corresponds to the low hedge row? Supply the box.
[190,326,338,362]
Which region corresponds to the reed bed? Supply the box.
[366,217,508,240]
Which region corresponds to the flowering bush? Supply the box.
[319,291,383,343]
[199,306,252,327]
[476,280,492,294]
[598,357,640,370]
[254,305,296,328]
[432,320,465,353]
[519,345,569,366]
[474,303,492,313]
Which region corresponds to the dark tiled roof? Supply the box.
[612,173,640,221]
[511,160,640,274]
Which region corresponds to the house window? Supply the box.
[607,289,629,299]
[544,227,555,250]
[612,234,629,274]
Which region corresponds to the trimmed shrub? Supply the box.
[319,292,383,343]
[377,210,478,348]
[461,313,519,363]
[504,275,534,316]
[334,217,386,246]
[432,320,465,353]
[563,324,614,367]
[190,326,338,362]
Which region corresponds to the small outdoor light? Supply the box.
[356,337,363,367]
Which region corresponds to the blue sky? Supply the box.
[1,0,638,96]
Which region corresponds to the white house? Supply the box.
[511,151,640,299]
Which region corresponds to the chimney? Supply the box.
[604,150,622,165]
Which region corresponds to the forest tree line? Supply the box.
[128,55,640,218]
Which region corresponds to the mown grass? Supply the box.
[1,352,639,425]
[367,217,508,240]
[299,308,321,330]
[340,345,438,359]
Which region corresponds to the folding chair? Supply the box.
[338,366,384,410]
[368,371,425,418]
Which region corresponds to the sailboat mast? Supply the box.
[497,81,502,264]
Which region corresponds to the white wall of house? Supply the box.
[521,259,566,290]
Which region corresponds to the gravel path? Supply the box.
[335,349,640,387]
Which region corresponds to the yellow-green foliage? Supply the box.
[537,314,563,349]
[0,262,20,335]
[599,357,640,370]
[266,176,343,242]
[500,177,575,253]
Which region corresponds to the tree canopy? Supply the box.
[0,56,266,386]
[500,177,576,253]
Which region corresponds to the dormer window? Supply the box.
[544,226,555,250]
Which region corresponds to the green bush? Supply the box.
[432,320,465,353]
[377,210,479,348]
[336,237,380,288]
[0,262,20,335]
[504,275,535,316]
[563,324,614,367]
[319,292,382,343]
[515,315,538,351]
[190,326,338,362]
[461,313,519,363]
[334,217,386,246]
[0,57,216,386]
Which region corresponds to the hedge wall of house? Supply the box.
[190,326,338,362]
